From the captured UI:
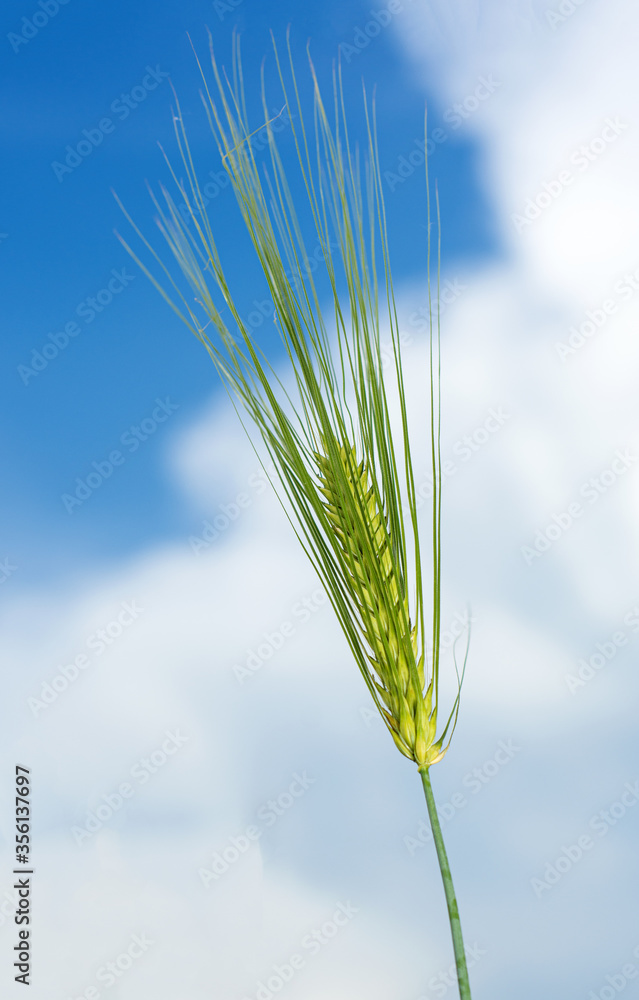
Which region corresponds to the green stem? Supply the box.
[419,767,472,999]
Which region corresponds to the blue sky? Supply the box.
[1,0,499,591]
[3,3,639,1000]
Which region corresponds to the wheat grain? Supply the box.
[315,440,447,768]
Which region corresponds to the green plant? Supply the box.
[117,32,473,999]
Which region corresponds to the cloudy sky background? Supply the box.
[2,1,639,998]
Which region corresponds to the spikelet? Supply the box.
[316,441,442,769]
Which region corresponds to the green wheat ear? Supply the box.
[315,439,446,769]
[116,29,474,999]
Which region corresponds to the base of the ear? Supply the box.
[416,747,447,772]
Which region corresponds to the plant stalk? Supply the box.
[419,767,472,999]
